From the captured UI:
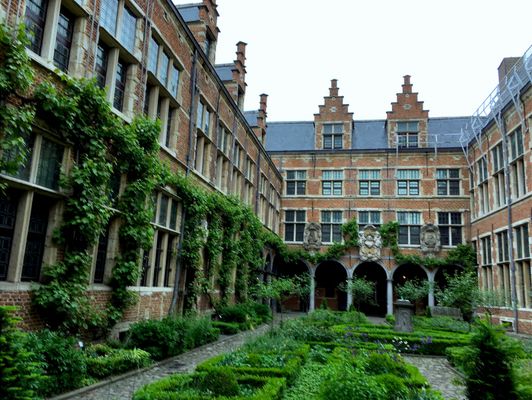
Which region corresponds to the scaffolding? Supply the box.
[459,44,532,170]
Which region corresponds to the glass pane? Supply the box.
[94,225,110,283]
[322,182,331,195]
[359,181,368,195]
[332,225,342,242]
[410,226,420,244]
[332,211,342,222]
[322,224,331,242]
[436,169,447,179]
[158,195,168,226]
[100,0,118,34]
[284,224,294,241]
[323,135,332,149]
[53,8,74,72]
[321,211,331,223]
[296,182,305,194]
[449,180,460,195]
[113,60,127,110]
[25,0,48,53]
[159,51,169,84]
[0,193,18,280]
[285,210,294,222]
[152,233,164,286]
[334,135,343,149]
[295,224,305,242]
[36,138,63,190]
[438,213,448,225]
[95,43,109,88]
[451,227,462,246]
[398,226,408,244]
[286,181,295,195]
[148,36,159,73]
[21,197,49,281]
[370,181,380,195]
[323,125,332,134]
[169,200,178,230]
[296,211,305,222]
[440,227,449,246]
[120,7,136,52]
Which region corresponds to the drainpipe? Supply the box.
[169,49,198,315]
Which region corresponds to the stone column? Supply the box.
[386,278,393,315]
[309,269,316,312]
[346,278,353,309]
[428,271,436,308]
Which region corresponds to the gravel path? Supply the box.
[403,355,466,400]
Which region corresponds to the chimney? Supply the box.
[498,57,520,83]
[329,79,339,97]
[402,75,412,94]
[254,94,268,143]
[259,93,268,115]
[233,41,247,109]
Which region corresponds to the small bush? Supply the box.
[198,369,239,396]
[85,346,152,379]
[212,321,241,335]
[183,317,219,350]
[413,316,470,333]
[126,317,186,360]
[24,329,87,397]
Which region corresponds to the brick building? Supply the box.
[0,0,530,335]
[0,0,281,334]
[264,50,532,333]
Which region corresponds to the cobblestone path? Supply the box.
[403,355,466,400]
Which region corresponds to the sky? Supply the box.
[174,0,532,122]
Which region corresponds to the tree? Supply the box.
[435,270,478,322]
[396,279,430,303]
[341,277,376,311]
[465,318,521,400]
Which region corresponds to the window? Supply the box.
[359,170,380,196]
[477,157,490,214]
[477,157,488,183]
[148,37,159,73]
[113,59,127,111]
[284,210,305,242]
[217,124,232,154]
[93,225,110,283]
[397,211,421,245]
[119,6,136,53]
[95,43,109,88]
[508,129,526,199]
[169,64,180,97]
[358,211,381,228]
[0,193,18,280]
[25,0,48,54]
[233,143,242,170]
[323,123,343,149]
[437,212,462,246]
[481,236,492,265]
[492,143,507,207]
[194,133,210,177]
[322,170,343,196]
[515,224,530,260]
[497,231,509,263]
[437,169,459,195]
[397,121,419,148]
[196,100,211,136]
[100,0,118,34]
[159,51,170,86]
[492,143,504,173]
[21,196,50,281]
[36,137,64,190]
[286,171,306,195]
[397,169,419,196]
[321,211,342,243]
[53,7,75,71]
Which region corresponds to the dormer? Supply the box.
[215,42,247,109]
[314,79,353,150]
[386,75,429,148]
[177,0,219,64]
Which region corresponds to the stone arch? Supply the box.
[272,256,310,312]
[434,264,464,291]
[352,261,388,316]
[314,260,348,311]
[392,263,429,314]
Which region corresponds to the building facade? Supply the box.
[0,0,281,334]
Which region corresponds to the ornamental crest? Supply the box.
[303,222,322,252]
[421,223,441,256]
[358,225,382,262]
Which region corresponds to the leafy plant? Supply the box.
[340,277,376,311]
[396,279,430,303]
[0,306,43,400]
[435,270,478,322]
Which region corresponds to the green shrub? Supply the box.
[126,317,186,360]
[445,345,475,373]
[183,317,219,349]
[217,303,252,325]
[279,318,338,342]
[250,302,272,323]
[133,372,286,399]
[0,306,44,400]
[283,361,328,400]
[465,319,522,399]
[320,367,386,400]
[365,352,409,377]
[24,329,87,397]
[212,321,241,335]
[385,314,395,326]
[514,359,532,400]
[413,316,470,333]
[197,369,239,396]
[373,373,409,398]
[85,346,152,379]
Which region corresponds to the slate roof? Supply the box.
[214,64,234,81]
[265,117,469,152]
[244,111,258,127]
[176,4,200,22]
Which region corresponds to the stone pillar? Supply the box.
[386,278,393,315]
[428,271,436,308]
[346,278,353,309]
[309,269,316,312]
[394,299,414,332]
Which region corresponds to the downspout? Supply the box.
[169,49,198,315]
[254,151,261,215]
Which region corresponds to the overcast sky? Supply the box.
[174,0,532,122]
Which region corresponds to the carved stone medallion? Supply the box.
[358,224,382,262]
[303,222,322,252]
[420,223,441,256]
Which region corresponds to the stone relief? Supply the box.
[420,223,441,256]
[303,222,322,252]
[358,224,382,262]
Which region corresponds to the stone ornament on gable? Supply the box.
[420,223,441,256]
[358,224,382,262]
[303,222,322,252]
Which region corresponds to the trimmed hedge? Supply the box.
[133,372,286,400]
[214,302,271,330]
[197,354,303,384]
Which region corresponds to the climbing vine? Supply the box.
[0,24,35,192]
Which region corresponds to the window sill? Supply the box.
[110,107,132,123]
